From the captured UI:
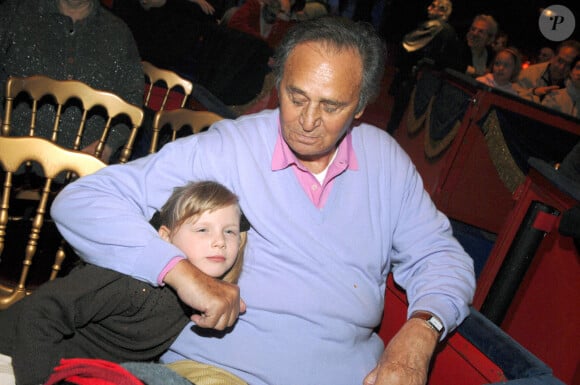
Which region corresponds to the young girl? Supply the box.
[476,47,523,95]
[0,181,248,385]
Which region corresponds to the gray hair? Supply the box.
[272,16,385,114]
[473,14,498,40]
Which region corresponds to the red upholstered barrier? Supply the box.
[392,68,580,234]
[474,168,580,385]
[379,275,507,385]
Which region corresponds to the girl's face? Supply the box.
[159,205,241,278]
[493,51,516,86]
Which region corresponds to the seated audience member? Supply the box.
[227,0,297,49]
[536,46,555,64]
[0,181,248,385]
[112,0,273,108]
[387,0,459,132]
[490,30,508,53]
[399,0,458,71]
[541,55,580,118]
[0,0,143,163]
[459,14,498,77]
[51,16,476,385]
[295,0,329,20]
[476,47,523,95]
[518,40,580,103]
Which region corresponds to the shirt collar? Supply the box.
[272,125,359,173]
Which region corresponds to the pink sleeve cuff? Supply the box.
[157,256,186,286]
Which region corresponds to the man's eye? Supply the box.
[291,97,306,106]
[323,105,339,113]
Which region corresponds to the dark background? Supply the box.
[381,0,580,59]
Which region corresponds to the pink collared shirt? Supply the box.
[271,128,359,208]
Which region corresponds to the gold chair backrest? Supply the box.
[149,109,223,153]
[1,75,144,163]
[142,61,193,110]
[0,136,106,309]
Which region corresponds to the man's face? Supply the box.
[549,46,579,82]
[278,42,365,173]
[427,1,446,20]
[466,20,493,50]
[538,47,555,63]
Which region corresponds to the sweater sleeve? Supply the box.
[51,132,210,284]
[387,145,475,338]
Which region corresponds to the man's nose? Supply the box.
[299,104,321,132]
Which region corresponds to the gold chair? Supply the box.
[0,136,106,309]
[142,61,193,111]
[149,108,223,153]
[1,75,144,163]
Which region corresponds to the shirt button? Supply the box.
[311,184,318,191]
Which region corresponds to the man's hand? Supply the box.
[533,85,560,98]
[163,259,246,330]
[363,318,439,385]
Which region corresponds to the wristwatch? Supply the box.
[410,311,445,335]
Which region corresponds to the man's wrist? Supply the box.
[410,311,445,336]
[160,256,188,286]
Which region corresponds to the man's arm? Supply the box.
[364,317,439,385]
[365,146,476,385]
[51,137,243,329]
[164,259,245,329]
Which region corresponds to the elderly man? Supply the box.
[0,0,144,162]
[460,14,498,77]
[52,16,475,385]
[518,40,580,103]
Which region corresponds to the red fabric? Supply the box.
[144,85,187,111]
[100,0,114,9]
[44,358,144,385]
[227,0,293,48]
[532,210,559,233]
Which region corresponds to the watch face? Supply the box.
[428,316,444,332]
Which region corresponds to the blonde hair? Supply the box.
[496,47,522,81]
[158,181,246,283]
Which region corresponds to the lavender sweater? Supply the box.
[52,108,475,385]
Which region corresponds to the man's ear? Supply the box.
[158,225,171,241]
[354,106,367,120]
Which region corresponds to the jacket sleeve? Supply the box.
[8,266,128,385]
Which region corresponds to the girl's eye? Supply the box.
[195,228,207,233]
